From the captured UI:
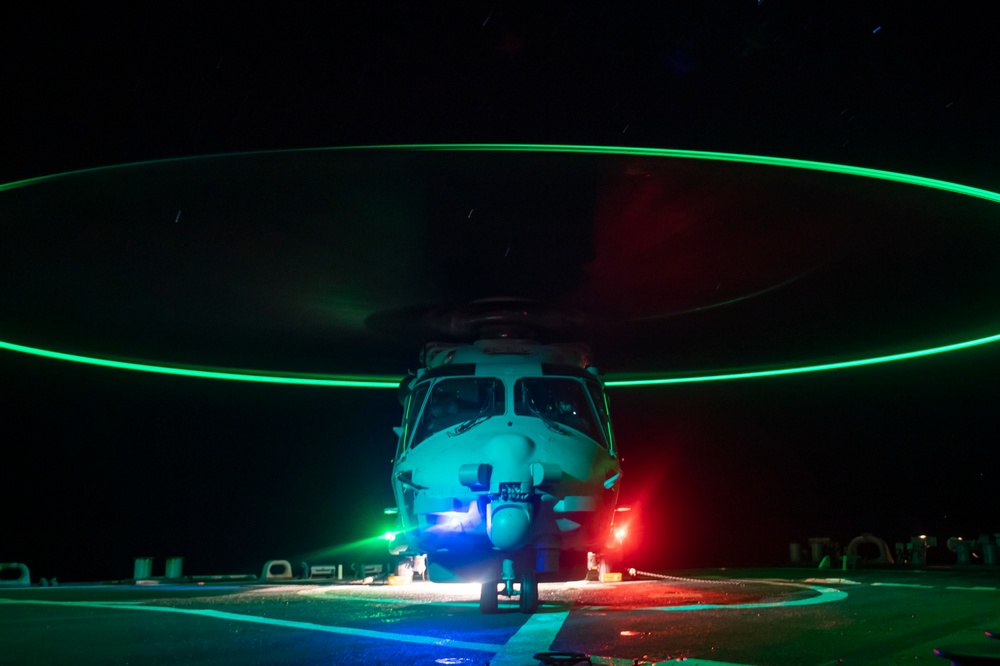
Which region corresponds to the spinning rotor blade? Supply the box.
[2,145,1000,385]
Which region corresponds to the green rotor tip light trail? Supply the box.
[0,339,401,388]
[2,143,1000,388]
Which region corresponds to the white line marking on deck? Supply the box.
[490,609,570,666]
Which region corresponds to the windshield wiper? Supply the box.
[450,413,491,436]
[533,407,569,435]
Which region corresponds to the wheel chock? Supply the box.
[261,560,294,580]
[0,562,30,586]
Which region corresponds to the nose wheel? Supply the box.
[479,558,539,614]
[518,569,538,613]
[480,580,499,613]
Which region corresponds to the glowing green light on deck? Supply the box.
[4,143,1000,387]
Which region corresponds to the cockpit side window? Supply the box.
[514,377,605,446]
[400,383,429,454]
[585,380,615,452]
[412,377,505,446]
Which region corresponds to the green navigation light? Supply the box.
[3,143,1000,387]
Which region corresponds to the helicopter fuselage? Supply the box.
[389,338,622,585]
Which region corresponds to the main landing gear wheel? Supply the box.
[519,569,539,614]
[479,580,499,614]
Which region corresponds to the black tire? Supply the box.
[518,570,538,614]
[480,580,499,614]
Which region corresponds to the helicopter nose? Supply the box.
[486,433,535,461]
[488,504,532,550]
[483,433,537,550]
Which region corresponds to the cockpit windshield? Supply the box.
[514,377,605,445]
[411,377,505,446]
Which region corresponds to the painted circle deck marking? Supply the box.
[587,580,847,612]
[0,583,833,666]
[0,598,499,653]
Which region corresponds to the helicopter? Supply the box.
[0,146,989,615]
[382,299,628,613]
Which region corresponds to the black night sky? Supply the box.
[2,3,1000,583]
